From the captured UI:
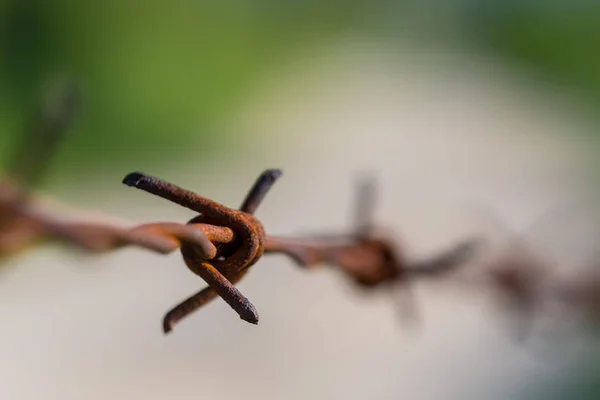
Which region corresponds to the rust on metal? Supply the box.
[4,79,600,342]
[123,169,282,332]
[264,176,482,323]
[1,161,482,334]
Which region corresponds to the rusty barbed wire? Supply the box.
[3,82,600,341]
[1,160,483,334]
[113,172,600,339]
[463,234,600,344]
[122,168,282,331]
[124,169,484,332]
[264,176,483,325]
[6,163,600,340]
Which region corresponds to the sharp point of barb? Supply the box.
[122,172,148,187]
[244,316,259,325]
[162,318,174,335]
[240,303,260,325]
[162,305,259,334]
[264,169,283,182]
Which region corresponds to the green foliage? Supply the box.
[467,2,600,107]
[0,0,376,179]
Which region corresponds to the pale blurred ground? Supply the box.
[0,40,599,400]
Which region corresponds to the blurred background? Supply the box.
[1,1,600,399]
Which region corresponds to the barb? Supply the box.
[123,169,282,333]
[439,204,600,352]
[2,81,597,341]
[0,90,483,335]
[2,88,596,342]
[264,175,483,326]
[107,173,600,341]
[2,166,480,334]
[4,162,600,344]
[471,241,600,346]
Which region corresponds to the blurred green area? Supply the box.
[516,343,600,400]
[0,0,379,185]
[464,1,600,116]
[1,1,599,188]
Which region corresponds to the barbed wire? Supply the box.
[2,80,600,345]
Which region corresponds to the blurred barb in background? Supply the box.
[3,78,81,189]
[0,1,600,400]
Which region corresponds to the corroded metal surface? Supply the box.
[123,169,281,332]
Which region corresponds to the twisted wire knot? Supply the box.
[123,169,281,333]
